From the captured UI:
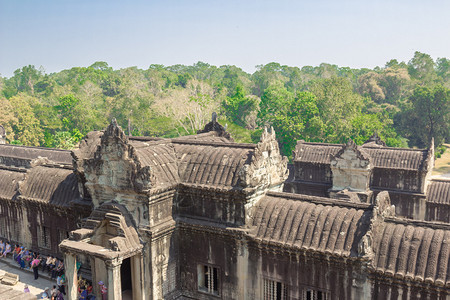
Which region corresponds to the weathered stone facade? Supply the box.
[0,147,90,257]
[284,134,443,222]
[0,121,448,300]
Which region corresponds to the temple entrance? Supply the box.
[60,202,144,300]
[121,257,132,292]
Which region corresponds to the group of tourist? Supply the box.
[76,278,107,300]
[77,278,95,300]
[0,240,12,258]
[1,239,107,300]
[37,285,65,300]
[9,244,64,280]
[0,239,68,298]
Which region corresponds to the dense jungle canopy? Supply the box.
[1,51,449,159]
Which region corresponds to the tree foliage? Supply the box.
[0,53,448,157]
[398,85,449,147]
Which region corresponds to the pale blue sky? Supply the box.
[1,0,449,77]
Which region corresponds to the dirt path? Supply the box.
[433,143,450,178]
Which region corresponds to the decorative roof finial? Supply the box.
[363,132,386,146]
[197,112,234,141]
[347,138,357,149]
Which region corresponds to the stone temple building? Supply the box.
[0,119,448,300]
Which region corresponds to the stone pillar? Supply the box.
[131,254,143,300]
[94,257,108,299]
[89,257,97,297]
[64,253,78,300]
[106,258,123,300]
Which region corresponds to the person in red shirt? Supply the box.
[98,281,107,300]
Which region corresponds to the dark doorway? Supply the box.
[121,257,132,292]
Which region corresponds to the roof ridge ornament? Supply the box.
[103,118,129,144]
[197,112,234,141]
[332,138,371,162]
[347,138,357,149]
[363,132,386,146]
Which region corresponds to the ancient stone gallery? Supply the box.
[0,120,448,300]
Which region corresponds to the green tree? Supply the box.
[350,113,406,147]
[408,51,437,84]
[223,85,259,129]
[252,62,288,97]
[399,85,449,147]
[2,65,42,98]
[436,57,450,85]
[310,77,364,143]
[55,94,106,134]
[385,59,407,69]
[0,94,44,146]
[51,131,77,149]
[220,66,250,96]
[258,84,325,157]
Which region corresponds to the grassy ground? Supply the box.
[433,144,450,176]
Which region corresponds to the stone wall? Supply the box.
[371,169,426,193]
[0,198,89,256]
[177,222,372,300]
[147,228,178,299]
[176,186,247,226]
[373,190,427,220]
[425,202,450,223]
[0,156,30,168]
[293,162,331,183]
[370,275,448,299]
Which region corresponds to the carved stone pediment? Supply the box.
[238,127,288,190]
[330,139,372,192]
[73,119,155,207]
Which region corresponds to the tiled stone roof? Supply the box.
[19,165,81,206]
[372,218,450,286]
[0,164,80,207]
[0,144,72,167]
[0,167,24,199]
[362,146,429,170]
[293,142,341,164]
[248,191,450,286]
[249,191,372,257]
[174,143,253,188]
[427,179,450,205]
[132,141,180,189]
